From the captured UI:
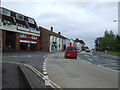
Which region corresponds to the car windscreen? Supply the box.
[67,47,77,51]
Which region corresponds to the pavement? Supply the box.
[2,62,27,89]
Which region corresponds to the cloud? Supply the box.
[2,1,118,48]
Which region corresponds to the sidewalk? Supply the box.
[95,52,119,60]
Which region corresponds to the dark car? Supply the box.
[64,46,78,59]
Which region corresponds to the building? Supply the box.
[0,7,40,52]
[39,26,68,52]
[74,38,85,51]
[70,39,74,46]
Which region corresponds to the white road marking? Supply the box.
[44,75,51,86]
[43,72,48,75]
[43,68,47,71]
[97,65,119,72]
[82,60,91,64]
[27,55,31,57]
[88,58,93,61]
[43,64,46,67]
[43,54,53,87]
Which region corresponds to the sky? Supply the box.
[1,0,118,49]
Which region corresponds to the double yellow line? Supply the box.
[2,61,62,89]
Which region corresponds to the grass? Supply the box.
[107,51,120,56]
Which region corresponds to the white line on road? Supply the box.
[43,72,48,75]
[82,60,91,64]
[43,68,47,71]
[88,58,93,61]
[44,75,51,86]
[97,65,119,72]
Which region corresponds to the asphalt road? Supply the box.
[78,52,120,71]
[46,52,118,88]
[2,51,50,73]
[2,51,51,88]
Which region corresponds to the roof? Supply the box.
[39,26,69,39]
[74,38,85,44]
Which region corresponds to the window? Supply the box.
[52,37,54,41]
[16,14,24,21]
[30,27,37,31]
[31,35,37,39]
[28,18,35,24]
[20,33,27,38]
[1,8,11,16]
[18,24,27,28]
[55,37,57,42]
[67,47,77,51]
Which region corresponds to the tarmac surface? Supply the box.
[46,52,118,88]
[1,51,120,89]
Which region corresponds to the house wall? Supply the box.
[66,39,70,48]
[50,36,63,52]
[40,27,67,52]
[75,42,85,51]
[40,28,50,52]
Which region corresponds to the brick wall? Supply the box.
[15,33,20,51]
[40,28,50,52]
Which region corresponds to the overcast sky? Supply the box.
[1,0,118,49]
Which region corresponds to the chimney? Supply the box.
[58,32,61,35]
[51,27,53,31]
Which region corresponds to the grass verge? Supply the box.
[107,51,120,56]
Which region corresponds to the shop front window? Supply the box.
[20,33,27,38]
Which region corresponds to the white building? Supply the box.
[74,38,85,51]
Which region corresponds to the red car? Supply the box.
[64,46,78,59]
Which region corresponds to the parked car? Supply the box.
[64,46,78,59]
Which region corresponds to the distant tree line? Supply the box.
[99,30,120,52]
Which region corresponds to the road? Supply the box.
[2,51,50,88]
[46,52,118,88]
[78,52,120,71]
[2,51,119,89]
[2,51,50,73]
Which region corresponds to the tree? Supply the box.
[99,30,118,52]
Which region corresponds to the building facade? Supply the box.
[74,38,85,51]
[0,7,40,52]
[40,27,68,52]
